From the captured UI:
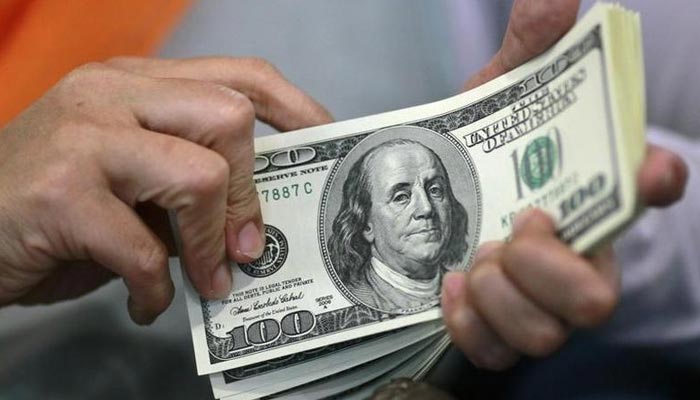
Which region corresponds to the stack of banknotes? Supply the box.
[177,3,645,399]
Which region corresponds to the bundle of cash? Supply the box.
[179,3,645,399]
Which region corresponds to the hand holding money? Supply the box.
[179,4,690,399]
[0,58,331,324]
[0,1,689,399]
[441,0,688,372]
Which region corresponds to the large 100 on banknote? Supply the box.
[184,4,644,375]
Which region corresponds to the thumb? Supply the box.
[465,0,580,90]
[638,144,688,207]
[225,165,266,263]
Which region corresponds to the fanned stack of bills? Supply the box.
[178,4,645,399]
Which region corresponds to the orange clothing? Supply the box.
[0,0,192,127]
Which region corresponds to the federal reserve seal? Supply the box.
[239,225,288,278]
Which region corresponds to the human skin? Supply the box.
[441,0,688,370]
[363,144,451,280]
[0,57,332,324]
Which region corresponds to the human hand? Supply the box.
[442,0,688,370]
[0,57,332,324]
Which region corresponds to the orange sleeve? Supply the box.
[0,0,193,127]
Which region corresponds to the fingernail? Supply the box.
[512,209,534,233]
[210,262,232,299]
[237,221,264,260]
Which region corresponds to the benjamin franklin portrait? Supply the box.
[325,126,476,314]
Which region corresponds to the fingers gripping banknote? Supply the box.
[180,3,644,375]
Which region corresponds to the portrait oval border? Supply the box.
[317,124,482,315]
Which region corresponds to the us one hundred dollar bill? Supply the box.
[183,3,644,376]
[235,334,447,400]
[209,321,444,400]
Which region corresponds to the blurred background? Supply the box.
[2,1,700,399]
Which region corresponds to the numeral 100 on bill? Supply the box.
[510,127,564,200]
[509,127,607,220]
[225,310,316,353]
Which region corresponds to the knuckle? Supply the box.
[226,179,259,222]
[52,63,127,109]
[59,62,115,90]
[131,244,168,285]
[30,160,81,209]
[53,118,103,144]
[571,285,618,327]
[237,57,287,124]
[67,61,110,76]
[501,236,549,276]
[229,168,257,198]
[103,56,139,68]
[524,208,554,227]
[467,263,499,295]
[215,90,255,135]
[243,57,281,78]
[184,153,230,197]
[503,236,540,262]
[188,242,225,269]
[19,232,51,260]
[522,323,567,357]
[29,126,105,209]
